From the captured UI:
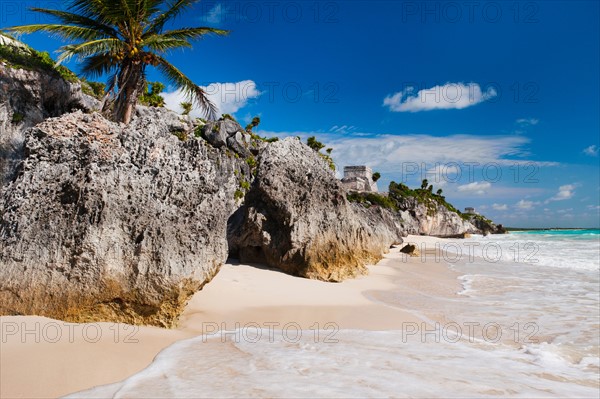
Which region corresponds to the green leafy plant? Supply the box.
[347,192,397,211]
[139,81,165,107]
[0,45,78,82]
[306,136,325,152]
[306,136,335,171]
[372,172,381,182]
[180,101,192,116]
[11,112,24,124]
[221,114,236,122]
[388,181,463,217]
[246,156,257,169]
[245,116,261,133]
[194,125,207,140]
[234,189,244,200]
[171,130,187,141]
[81,80,106,99]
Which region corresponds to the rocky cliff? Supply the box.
[0,40,99,187]
[0,38,501,326]
[0,109,247,326]
[463,213,507,235]
[395,196,478,236]
[228,138,403,281]
[0,55,406,325]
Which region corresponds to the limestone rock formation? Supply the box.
[464,215,508,235]
[395,196,478,237]
[0,57,99,187]
[201,118,258,157]
[0,108,246,327]
[228,138,403,281]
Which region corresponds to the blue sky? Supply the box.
[1,0,599,227]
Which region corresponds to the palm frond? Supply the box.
[155,55,217,120]
[142,35,191,52]
[145,0,198,35]
[157,27,229,41]
[4,24,109,42]
[79,53,119,78]
[70,0,123,23]
[56,38,124,64]
[28,8,119,38]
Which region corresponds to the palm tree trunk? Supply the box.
[114,62,145,124]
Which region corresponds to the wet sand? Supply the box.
[0,235,460,398]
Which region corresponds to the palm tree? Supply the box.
[4,0,228,124]
[180,101,192,115]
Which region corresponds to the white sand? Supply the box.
[0,235,460,398]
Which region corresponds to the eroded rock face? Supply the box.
[201,119,257,157]
[396,197,478,237]
[228,138,403,281]
[0,108,245,327]
[465,215,508,235]
[0,63,99,187]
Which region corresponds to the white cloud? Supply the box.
[329,125,357,134]
[516,118,539,126]
[492,203,508,211]
[583,145,599,157]
[516,199,539,210]
[457,181,492,195]
[557,208,574,214]
[203,3,228,25]
[549,184,575,201]
[162,80,261,118]
[254,130,558,185]
[383,82,496,112]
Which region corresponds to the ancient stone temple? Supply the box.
[341,166,378,192]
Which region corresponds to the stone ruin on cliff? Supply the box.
[340,165,378,192]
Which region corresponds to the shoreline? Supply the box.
[1,235,461,398]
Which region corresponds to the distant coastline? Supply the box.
[506,227,600,231]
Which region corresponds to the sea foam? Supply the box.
[69,328,599,398]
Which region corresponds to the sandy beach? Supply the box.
[0,235,460,398]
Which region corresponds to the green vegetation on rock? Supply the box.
[11,112,24,124]
[180,102,192,116]
[0,44,78,83]
[139,82,165,107]
[306,136,335,171]
[245,116,261,133]
[81,80,106,100]
[388,181,461,217]
[347,192,397,211]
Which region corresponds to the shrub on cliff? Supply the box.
[0,43,78,83]
[388,181,461,216]
[139,82,166,107]
[306,136,335,171]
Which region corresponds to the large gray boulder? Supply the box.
[0,60,99,188]
[0,108,244,327]
[202,118,253,157]
[228,138,403,281]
